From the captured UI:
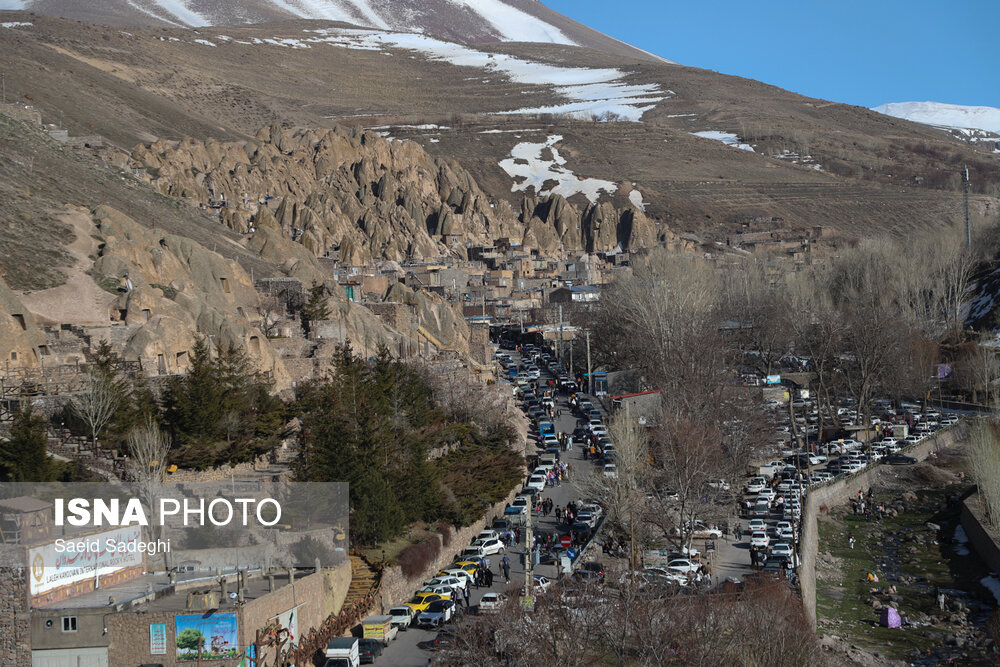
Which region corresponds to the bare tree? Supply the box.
[721,258,792,378]
[69,370,123,451]
[647,415,722,553]
[572,412,650,571]
[594,250,728,422]
[126,416,170,497]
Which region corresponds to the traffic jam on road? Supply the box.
[736,394,959,582]
[363,342,616,666]
[347,344,961,666]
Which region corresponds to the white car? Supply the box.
[542,435,560,448]
[526,475,547,492]
[707,479,731,492]
[942,415,958,426]
[474,530,501,544]
[423,575,466,592]
[473,538,506,555]
[419,583,455,597]
[439,568,475,586]
[748,519,767,532]
[746,478,767,494]
[758,487,777,502]
[459,545,486,560]
[532,575,553,592]
[603,463,618,478]
[750,531,770,548]
[576,511,598,528]
[478,592,504,613]
[666,559,700,575]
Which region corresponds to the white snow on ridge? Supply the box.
[303,28,666,121]
[126,0,208,27]
[873,101,1000,135]
[691,131,754,152]
[444,0,573,45]
[96,0,574,45]
[499,135,616,203]
[0,20,31,27]
[628,188,647,212]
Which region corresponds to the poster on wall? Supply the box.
[269,605,302,647]
[175,612,239,662]
[149,623,167,654]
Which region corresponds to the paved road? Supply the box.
[376,355,604,666]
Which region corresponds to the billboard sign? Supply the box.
[175,612,239,662]
[765,375,782,385]
[28,525,143,596]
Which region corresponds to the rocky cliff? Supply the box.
[129,125,667,263]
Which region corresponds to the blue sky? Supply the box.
[544,0,999,109]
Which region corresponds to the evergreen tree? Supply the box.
[0,408,56,482]
[300,281,332,336]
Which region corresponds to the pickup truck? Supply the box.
[325,638,359,667]
[362,615,398,645]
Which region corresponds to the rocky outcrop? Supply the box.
[130,125,524,265]
[89,206,293,390]
[129,125,669,264]
[0,275,48,369]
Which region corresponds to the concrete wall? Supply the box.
[960,492,1000,574]
[800,423,967,626]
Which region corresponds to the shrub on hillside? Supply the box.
[437,523,453,548]
[398,537,441,580]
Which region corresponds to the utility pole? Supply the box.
[557,304,563,361]
[523,487,534,611]
[585,330,592,395]
[963,164,972,247]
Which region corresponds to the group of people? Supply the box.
[852,488,884,521]
[543,462,571,486]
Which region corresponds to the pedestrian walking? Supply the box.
[936,586,946,610]
[849,534,855,549]
[463,585,471,608]
[556,506,562,521]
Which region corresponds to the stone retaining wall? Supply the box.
[377,485,522,612]
[800,423,968,627]
[960,491,1000,574]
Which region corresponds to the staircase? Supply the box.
[344,552,380,610]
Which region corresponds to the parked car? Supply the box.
[478,592,504,613]
[750,531,770,548]
[388,606,415,630]
[459,545,487,561]
[748,519,767,532]
[526,475,547,492]
[666,558,700,575]
[472,538,506,555]
[417,600,456,628]
[423,575,466,592]
[603,463,618,478]
[746,477,767,494]
[404,592,449,613]
[884,453,917,465]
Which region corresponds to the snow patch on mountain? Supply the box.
[444,0,571,44]
[70,0,574,45]
[127,0,208,27]
[499,135,616,203]
[691,131,754,152]
[303,28,665,121]
[873,101,1000,135]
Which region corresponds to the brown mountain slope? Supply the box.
[10,0,668,62]
[1,13,997,251]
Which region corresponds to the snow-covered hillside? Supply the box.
[873,101,1000,135]
[3,0,575,44]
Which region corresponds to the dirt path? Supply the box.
[18,208,116,325]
